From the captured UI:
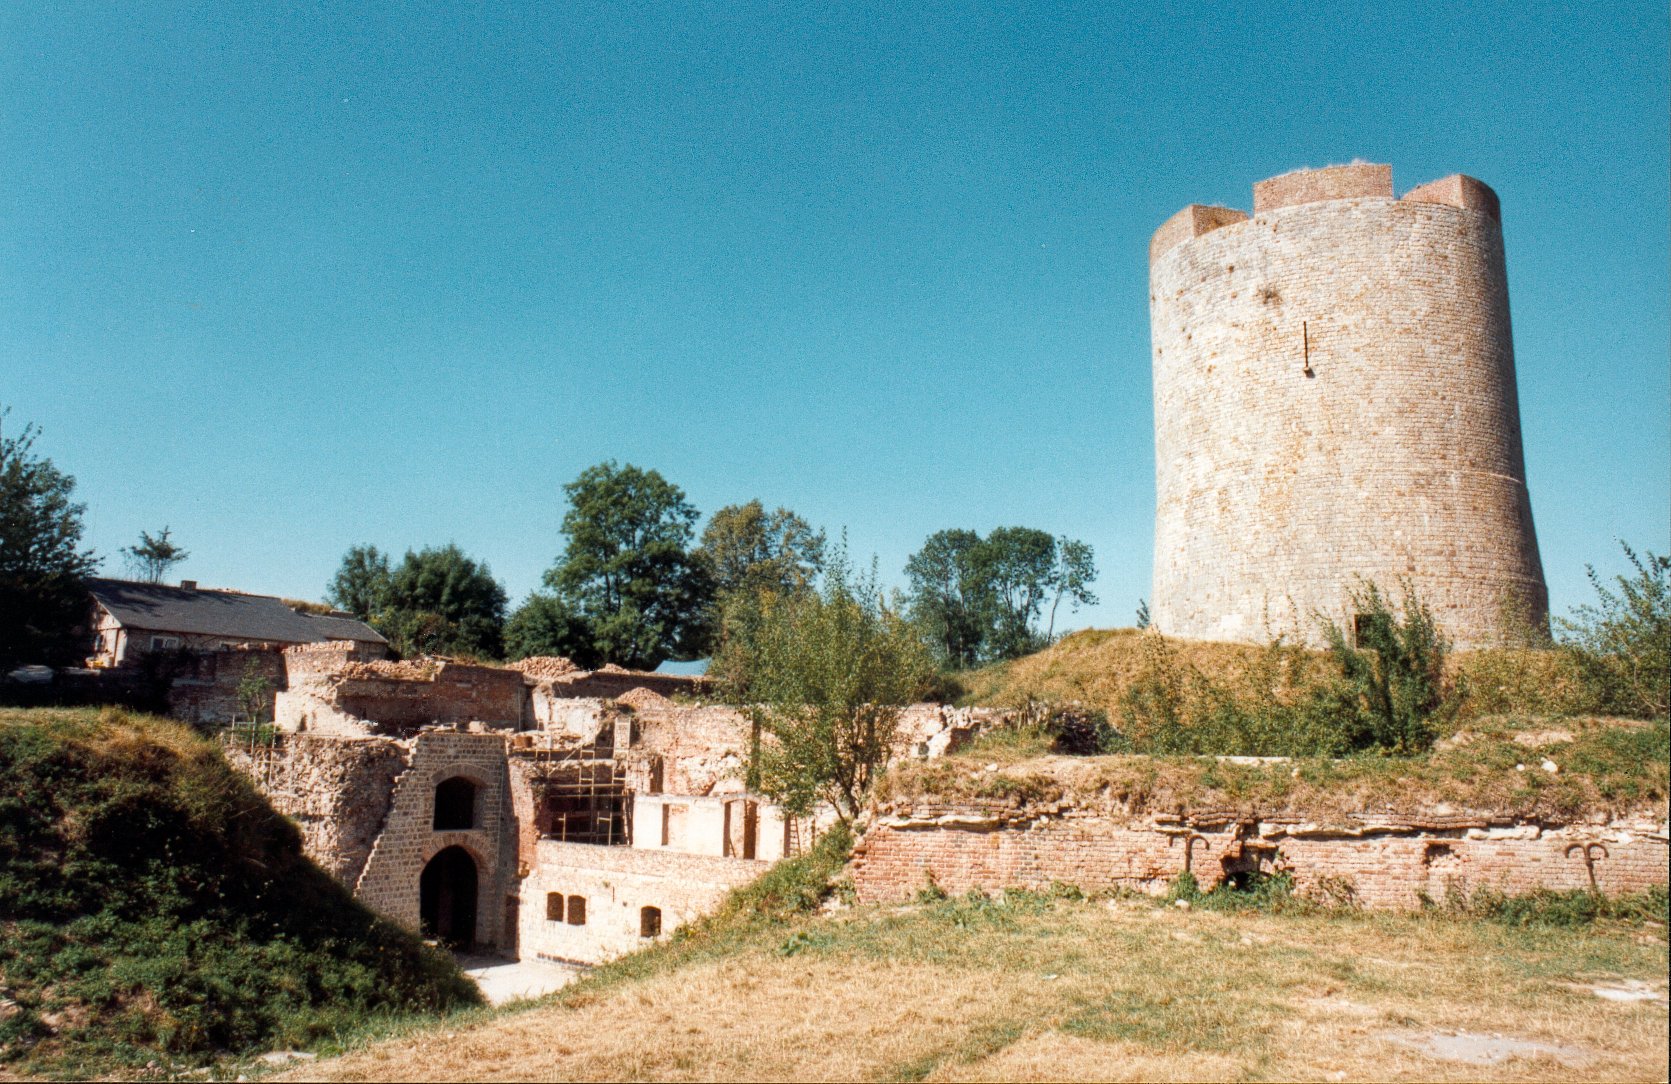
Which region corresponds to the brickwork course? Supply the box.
[852,802,1668,908]
[1149,162,1548,648]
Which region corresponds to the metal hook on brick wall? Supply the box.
[1564,841,1609,894]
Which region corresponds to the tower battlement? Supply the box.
[1150,164,1503,263]
[1146,163,1547,648]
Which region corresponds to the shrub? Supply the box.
[1557,541,1670,720]
[1118,582,1461,757]
[1318,580,1460,754]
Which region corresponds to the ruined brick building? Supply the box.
[224,643,989,963]
[1148,163,1548,648]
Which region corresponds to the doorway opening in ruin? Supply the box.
[433,776,478,831]
[419,846,479,947]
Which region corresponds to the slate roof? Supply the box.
[88,579,387,645]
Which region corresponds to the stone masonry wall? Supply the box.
[222,732,410,886]
[1148,164,1547,648]
[851,806,1668,908]
[353,730,520,948]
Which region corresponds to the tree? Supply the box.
[504,592,599,667]
[0,409,98,669]
[981,526,1058,659]
[122,527,188,584]
[1558,541,1670,719]
[903,527,1100,667]
[381,544,509,659]
[542,462,712,670]
[326,544,392,620]
[699,501,826,692]
[698,501,826,600]
[1046,536,1100,640]
[903,529,988,669]
[725,548,934,823]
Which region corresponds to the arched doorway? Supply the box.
[419,846,478,947]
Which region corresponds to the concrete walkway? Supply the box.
[457,954,585,1006]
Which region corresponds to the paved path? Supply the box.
[457,954,585,1006]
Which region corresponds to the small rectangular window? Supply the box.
[640,906,662,938]
[545,892,564,922]
[566,895,586,926]
[151,636,180,652]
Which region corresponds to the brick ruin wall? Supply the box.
[166,645,287,725]
[1148,164,1547,648]
[520,841,766,965]
[276,654,529,735]
[222,732,410,885]
[353,730,521,948]
[851,804,1668,908]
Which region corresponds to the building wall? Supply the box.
[851,807,1668,908]
[519,841,766,964]
[222,731,410,885]
[1148,165,1547,647]
[276,655,530,735]
[167,645,287,725]
[353,731,520,949]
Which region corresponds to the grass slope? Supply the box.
[956,628,1613,724]
[0,707,480,1077]
[283,878,1669,1083]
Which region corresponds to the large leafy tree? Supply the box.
[699,501,826,689]
[698,501,826,600]
[504,592,599,667]
[903,529,988,669]
[327,543,507,659]
[904,527,1099,667]
[385,545,508,659]
[0,409,99,669]
[981,526,1059,660]
[542,462,712,670]
[724,549,933,823]
[326,544,392,620]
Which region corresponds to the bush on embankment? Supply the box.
[0,707,479,1077]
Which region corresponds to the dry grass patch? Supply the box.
[281,894,1667,1083]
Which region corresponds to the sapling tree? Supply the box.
[727,547,934,823]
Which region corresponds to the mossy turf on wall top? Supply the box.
[0,707,480,1077]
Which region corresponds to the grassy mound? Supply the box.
[0,707,480,1076]
[957,628,1608,726]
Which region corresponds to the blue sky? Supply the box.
[3,1,1666,634]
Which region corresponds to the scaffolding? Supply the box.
[523,734,632,846]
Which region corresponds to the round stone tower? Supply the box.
[1147,163,1547,648]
